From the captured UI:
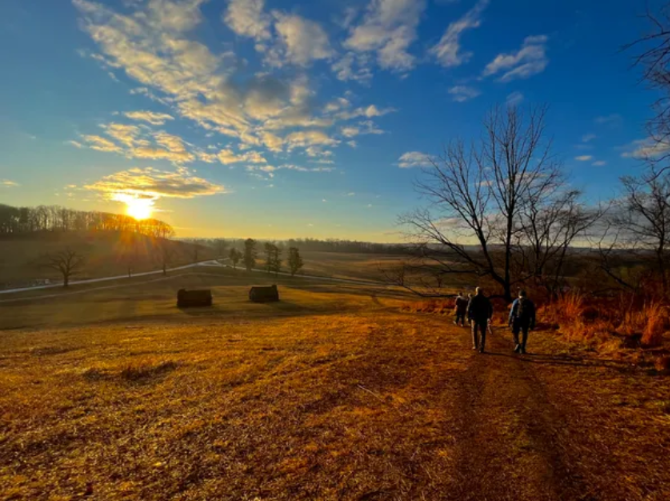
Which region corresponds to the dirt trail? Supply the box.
[448,326,593,501]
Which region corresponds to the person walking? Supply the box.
[453,292,468,326]
[509,290,536,354]
[467,287,493,353]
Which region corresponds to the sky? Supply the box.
[0,0,663,240]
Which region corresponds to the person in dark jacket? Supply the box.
[453,292,468,326]
[467,287,493,353]
[508,290,536,354]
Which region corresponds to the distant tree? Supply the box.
[121,233,139,278]
[264,242,282,276]
[229,248,241,269]
[214,238,228,258]
[38,248,86,287]
[243,238,257,271]
[192,243,200,263]
[288,247,304,276]
[155,240,175,276]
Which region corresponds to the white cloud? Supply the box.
[332,52,373,84]
[448,85,480,102]
[1,180,19,187]
[430,0,489,67]
[592,160,607,166]
[505,91,524,107]
[268,13,333,67]
[575,155,593,161]
[483,35,549,82]
[223,0,271,42]
[344,0,426,73]
[581,133,597,143]
[621,138,670,159]
[398,151,432,168]
[124,110,174,125]
[341,126,360,138]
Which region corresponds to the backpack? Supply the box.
[516,297,534,321]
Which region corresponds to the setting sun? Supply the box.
[125,198,153,220]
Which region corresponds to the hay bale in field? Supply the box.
[249,285,279,303]
[177,289,213,308]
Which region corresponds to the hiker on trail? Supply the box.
[467,287,493,353]
[509,290,536,354]
[453,292,468,327]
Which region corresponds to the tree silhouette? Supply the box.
[243,238,257,271]
[38,248,86,287]
[288,247,304,276]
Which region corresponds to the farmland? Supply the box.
[2,268,670,500]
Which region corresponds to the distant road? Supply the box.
[0,259,383,297]
[0,260,226,295]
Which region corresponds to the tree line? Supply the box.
[0,204,174,239]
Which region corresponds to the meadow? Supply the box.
[2,266,670,500]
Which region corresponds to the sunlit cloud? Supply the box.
[124,110,175,125]
[84,167,226,208]
[575,155,593,161]
[1,179,20,187]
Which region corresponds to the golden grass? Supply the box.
[0,282,469,499]
[4,276,670,499]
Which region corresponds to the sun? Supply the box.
[125,198,154,220]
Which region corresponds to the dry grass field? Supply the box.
[2,271,670,500]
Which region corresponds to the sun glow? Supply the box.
[125,198,154,220]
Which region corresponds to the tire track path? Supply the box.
[448,325,592,501]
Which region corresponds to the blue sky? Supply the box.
[0,0,662,240]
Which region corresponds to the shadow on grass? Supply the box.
[483,350,644,373]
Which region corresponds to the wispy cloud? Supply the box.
[505,91,524,107]
[483,35,549,82]
[595,114,622,126]
[575,155,593,161]
[592,160,607,166]
[581,133,596,143]
[448,85,481,102]
[430,0,489,68]
[621,137,670,159]
[124,110,174,125]
[398,151,432,168]
[1,179,20,187]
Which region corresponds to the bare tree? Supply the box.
[626,4,670,158]
[515,185,604,299]
[601,165,670,297]
[402,105,567,302]
[38,248,86,287]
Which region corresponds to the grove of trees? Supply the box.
[0,204,174,238]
